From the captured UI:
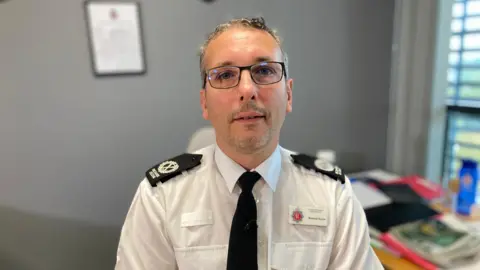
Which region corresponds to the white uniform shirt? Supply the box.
[115,144,383,270]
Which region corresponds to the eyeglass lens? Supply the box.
[208,62,283,89]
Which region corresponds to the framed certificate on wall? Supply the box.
[84,1,147,76]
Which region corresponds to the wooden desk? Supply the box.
[373,247,422,270]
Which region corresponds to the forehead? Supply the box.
[204,27,283,69]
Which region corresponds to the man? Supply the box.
[115,17,383,270]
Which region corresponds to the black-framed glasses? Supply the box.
[205,61,286,89]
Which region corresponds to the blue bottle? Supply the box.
[456,159,479,216]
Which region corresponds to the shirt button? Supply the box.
[256,199,260,204]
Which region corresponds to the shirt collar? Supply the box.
[214,144,282,193]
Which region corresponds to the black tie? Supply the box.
[227,171,262,270]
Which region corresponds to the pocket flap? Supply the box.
[181,210,213,227]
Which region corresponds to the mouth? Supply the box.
[233,115,266,123]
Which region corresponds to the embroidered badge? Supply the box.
[292,209,304,223]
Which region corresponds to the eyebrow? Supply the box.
[254,56,273,63]
[210,56,274,69]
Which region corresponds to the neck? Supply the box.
[216,139,278,170]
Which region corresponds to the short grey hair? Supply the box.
[199,17,289,87]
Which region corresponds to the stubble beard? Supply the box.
[228,125,272,154]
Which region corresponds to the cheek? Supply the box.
[206,92,234,119]
[259,89,288,112]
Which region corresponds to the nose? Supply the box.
[238,70,258,101]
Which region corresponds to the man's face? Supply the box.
[200,27,293,154]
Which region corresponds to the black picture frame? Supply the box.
[83,0,147,77]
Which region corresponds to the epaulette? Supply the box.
[146,153,203,187]
[291,153,345,184]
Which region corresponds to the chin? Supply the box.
[232,133,271,153]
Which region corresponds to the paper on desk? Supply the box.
[352,182,392,209]
[440,214,480,270]
[441,213,480,235]
[363,169,401,182]
[451,260,480,270]
[441,214,471,232]
[349,169,401,183]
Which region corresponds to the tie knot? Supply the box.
[238,171,261,193]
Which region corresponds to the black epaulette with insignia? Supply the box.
[146,153,203,187]
[291,154,345,184]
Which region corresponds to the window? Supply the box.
[444,0,480,181]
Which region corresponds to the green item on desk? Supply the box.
[390,217,480,268]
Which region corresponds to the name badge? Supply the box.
[289,205,327,226]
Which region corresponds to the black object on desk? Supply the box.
[377,183,425,204]
[365,202,439,233]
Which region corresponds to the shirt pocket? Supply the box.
[174,244,227,270]
[271,241,333,270]
[181,210,213,227]
[178,210,215,247]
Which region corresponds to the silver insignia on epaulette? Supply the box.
[334,166,342,175]
[149,168,160,179]
[158,160,179,174]
[314,158,335,172]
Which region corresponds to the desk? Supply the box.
[352,169,480,269]
[373,247,422,270]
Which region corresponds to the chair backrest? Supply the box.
[187,126,216,152]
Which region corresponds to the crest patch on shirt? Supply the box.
[146,153,203,186]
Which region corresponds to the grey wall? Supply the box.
[0,0,394,269]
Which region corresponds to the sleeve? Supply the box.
[328,176,384,269]
[115,179,177,270]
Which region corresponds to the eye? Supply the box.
[216,71,235,80]
[253,66,276,76]
[210,67,238,81]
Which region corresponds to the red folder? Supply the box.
[380,233,438,270]
[386,175,444,201]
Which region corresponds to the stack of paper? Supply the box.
[387,217,480,268]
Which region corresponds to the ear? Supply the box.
[286,78,293,113]
[200,89,209,120]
